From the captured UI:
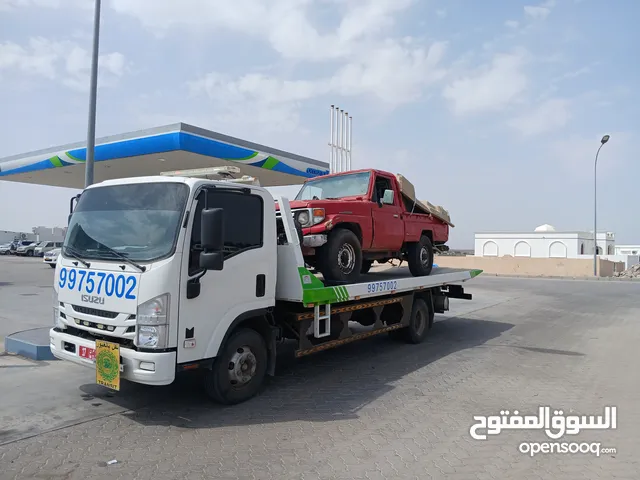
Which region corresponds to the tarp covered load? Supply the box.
[395,174,454,228]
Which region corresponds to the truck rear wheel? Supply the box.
[407,235,434,277]
[389,297,432,344]
[204,328,268,405]
[319,229,362,284]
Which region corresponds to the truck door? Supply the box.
[371,174,404,251]
[176,186,276,364]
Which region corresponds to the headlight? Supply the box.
[295,208,325,227]
[136,294,170,349]
[296,210,310,226]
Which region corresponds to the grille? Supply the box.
[71,304,118,319]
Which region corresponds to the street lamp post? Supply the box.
[84,0,102,188]
[593,134,610,277]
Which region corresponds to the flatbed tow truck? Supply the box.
[49,167,482,404]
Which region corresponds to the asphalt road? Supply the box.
[1,257,639,479]
[0,255,55,345]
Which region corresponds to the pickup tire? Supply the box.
[319,229,363,283]
[407,235,434,277]
[203,328,268,405]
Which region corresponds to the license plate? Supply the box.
[79,345,96,361]
[95,340,121,391]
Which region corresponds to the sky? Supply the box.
[0,0,637,249]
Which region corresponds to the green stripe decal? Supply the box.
[262,156,280,170]
[66,151,84,162]
[229,152,259,161]
[50,156,64,167]
[470,269,483,278]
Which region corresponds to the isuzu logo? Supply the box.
[81,294,105,305]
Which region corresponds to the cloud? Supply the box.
[508,98,571,136]
[524,0,556,19]
[436,8,446,18]
[442,50,529,115]
[0,37,127,90]
[0,0,90,10]
[110,0,416,62]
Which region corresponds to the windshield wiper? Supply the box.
[62,246,91,268]
[95,246,147,272]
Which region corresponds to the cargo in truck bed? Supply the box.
[395,173,455,227]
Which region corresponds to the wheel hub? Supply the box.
[420,246,431,266]
[414,309,425,335]
[227,346,257,386]
[337,243,356,274]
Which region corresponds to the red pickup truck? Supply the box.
[278,169,451,283]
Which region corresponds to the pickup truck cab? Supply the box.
[279,169,450,283]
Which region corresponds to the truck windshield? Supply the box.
[295,171,371,200]
[64,182,189,263]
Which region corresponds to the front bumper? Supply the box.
[303,234,327,248]
[49,328,176,386]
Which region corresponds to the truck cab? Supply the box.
[51,176,277,394]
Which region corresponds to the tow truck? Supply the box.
[49,166,482,404]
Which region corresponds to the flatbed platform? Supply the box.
[294,265,483,307]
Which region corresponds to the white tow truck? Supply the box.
[50,167,483,404]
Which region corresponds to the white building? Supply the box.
[474,224,616,259]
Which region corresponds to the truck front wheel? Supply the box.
[389,297,432,344]
[407,235,434,277]
[319,229,363,284]
[204,328,268,405]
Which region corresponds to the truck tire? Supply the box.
[407,235,433,277]
[203,328,268,405]
[319,229,363,284]
[361,260,373,274]
[389,297,431,344]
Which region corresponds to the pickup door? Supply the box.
[370,173,405,251]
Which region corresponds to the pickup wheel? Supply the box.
[361,260,373,274]
[203,328,268,405]
[407,235,434,277]
[319,229,363,283]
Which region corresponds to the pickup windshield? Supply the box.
[64,182,189,263]
[295,171,371,200]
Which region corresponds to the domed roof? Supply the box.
[535,224,556,232]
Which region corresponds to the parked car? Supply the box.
[34,241,63,257]
[43,247,61,268]
[15,242,38,256]
[0,243,12,255]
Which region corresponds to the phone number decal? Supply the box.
[366,280,398,294]
[58,267,137,299]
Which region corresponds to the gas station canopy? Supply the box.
[0,123,330,188]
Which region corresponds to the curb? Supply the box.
[4,327,57,361]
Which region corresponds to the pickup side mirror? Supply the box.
[382,189,394,205]
[199,207,225,271]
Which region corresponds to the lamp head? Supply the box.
[601,135,610,144]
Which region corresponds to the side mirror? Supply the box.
[199,208,224,271]
[382,189,394,205]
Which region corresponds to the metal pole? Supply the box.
[593,143,604,276]
[84,0,102,188]
[329,105,334,173]
[348,115,352,170]
[343,111,348,172]
[338,109,344,173]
